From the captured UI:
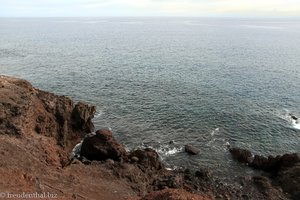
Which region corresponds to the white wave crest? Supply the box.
[291,119,300,130]
[156,146,183,156]
[210,127,220,136]
[280,110,300,130]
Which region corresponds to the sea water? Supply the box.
[1,17,300,179]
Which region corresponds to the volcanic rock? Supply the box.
[230,147,300,199]
[277,163,300,200]
[129,148,164,170]
[184,144,200,155]
[250,153,300,171]
[71,101,96,133]
[291,115,298,120]
[229,147,253,163]
[80,129,127,161]
[0,75,95,161]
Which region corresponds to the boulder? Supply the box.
[129,148,164,170]
[80,129,127,161]
[291,115,298,120]
[185,144,200,155]
[229,147,253,163]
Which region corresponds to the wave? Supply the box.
[138,142,183,159]
[156,146,183,157]
[206,128,230,151]
[291,119,300,130]
[70,141,83,159]
[210,127,220,136]
[279,110,300,130]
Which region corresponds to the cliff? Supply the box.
[0,75,298,200]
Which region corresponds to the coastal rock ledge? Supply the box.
[0,75,297,199]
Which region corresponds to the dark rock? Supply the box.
[195,169,212,180]
[277,163,300,200]
[185,144,200,155]
[80,129,127,161]
[71,102,96,133]
[291,115,298,120]
[129,148,164,170]
[229,147,253,163]
[229,147,300,199]
[183,169,193,181]
[279,153,300,168]
[250,155,270,170]
[250,153,300,171]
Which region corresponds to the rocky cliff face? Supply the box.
[0,75,95,164]
[0,75,297,200]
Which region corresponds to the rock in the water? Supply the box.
[80,129,127,161]
[229,147,253,163]
[185,144,200,155]
[250,153,300,171]
[291,115,298,120]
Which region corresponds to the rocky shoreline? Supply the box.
[0,75,299,200]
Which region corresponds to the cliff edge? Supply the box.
[0,75,296,200]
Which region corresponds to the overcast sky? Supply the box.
[1,0,300,17]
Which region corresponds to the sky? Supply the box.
[0,0,300,18]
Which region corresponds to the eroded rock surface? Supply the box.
[230,147,300,199]
[80,129,127,161]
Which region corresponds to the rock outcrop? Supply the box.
[0,75,95,163]
[230,147,300,199]
[229,147,253,163]
[80,129,127,161]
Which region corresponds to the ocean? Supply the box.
[1,17,300,179]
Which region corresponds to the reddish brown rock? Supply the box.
[71,101,96,133]
[0,75,95,162]
[129,148,164,170]
[80,129,127,161]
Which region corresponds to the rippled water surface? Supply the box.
[1,17,300,179]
